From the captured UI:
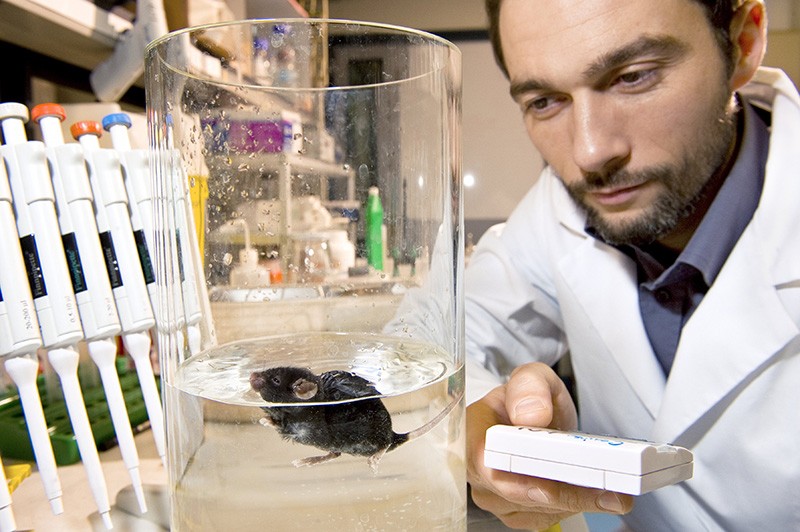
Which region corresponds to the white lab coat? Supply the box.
[465,68,800,531]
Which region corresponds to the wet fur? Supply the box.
[250,366,457,468]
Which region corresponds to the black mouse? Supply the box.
[249,366,459,469]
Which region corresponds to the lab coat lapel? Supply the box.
[652,228,800,444]
[557,236,666,419]
[653,69,800,443]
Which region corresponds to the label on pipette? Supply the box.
[61,232,88,294]
[133,230,155,285]
[98,232,123,289]
[19,235,47,298]
[176,229,186,283]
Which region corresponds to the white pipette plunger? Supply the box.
[34,104,148,514]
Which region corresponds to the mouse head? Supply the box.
[250,366,320,403]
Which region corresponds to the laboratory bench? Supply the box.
[8,429,166,531]
[7,426,616,531]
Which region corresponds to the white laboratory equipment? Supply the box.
[0,133,41,358]
[103,112,205,356]
[72,121,166,467]
[0,138,62,516]
[33,103,149,514]
[0,102,113,528]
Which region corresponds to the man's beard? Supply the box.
[560,95,738,247]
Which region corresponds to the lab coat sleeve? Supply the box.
[383,224,454,345]
[464,194,570,405]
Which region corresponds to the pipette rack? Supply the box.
[0,359,157,465]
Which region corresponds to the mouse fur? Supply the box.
[250,366,454,468]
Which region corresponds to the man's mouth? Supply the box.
[588,182,649,208]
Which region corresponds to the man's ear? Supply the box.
[729,0,768,90]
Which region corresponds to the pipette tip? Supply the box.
[101,510,114,529]
[129,467,148,514]
[49,496,64,515]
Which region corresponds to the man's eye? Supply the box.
[523,95,567,118]
[614,68,656,88]
[530,97,551,110]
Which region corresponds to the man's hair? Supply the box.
[485,0,745,77]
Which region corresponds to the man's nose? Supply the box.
[570,94,630,180]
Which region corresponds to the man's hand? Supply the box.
[467,362,634,530]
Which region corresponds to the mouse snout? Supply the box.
[250,372,267,391]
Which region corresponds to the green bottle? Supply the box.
[365,186,384,270]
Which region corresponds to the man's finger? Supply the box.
[505,362,578,430]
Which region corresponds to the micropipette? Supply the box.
[31,105,121,340]
[101,113,185,345]
[0,454,17,532]
[0,102,114,528]
[71,122,155,333]
[33,103,148,514]
[162,114,210,355]
[98,115,158,312]
[72,121,166,466]
[0,144,61,515]
[104,113,204,355]
[0,105,82,344]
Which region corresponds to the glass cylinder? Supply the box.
[146,19,463,531]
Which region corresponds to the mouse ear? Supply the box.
[292,378,318,400]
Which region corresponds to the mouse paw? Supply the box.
[258,416,275,428]
[292,451,342,468]
[367,448,388,473]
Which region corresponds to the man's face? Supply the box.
[500,0,738,247]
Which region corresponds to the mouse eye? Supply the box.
[271,376,281,386]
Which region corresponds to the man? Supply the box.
[465,0,800,530]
